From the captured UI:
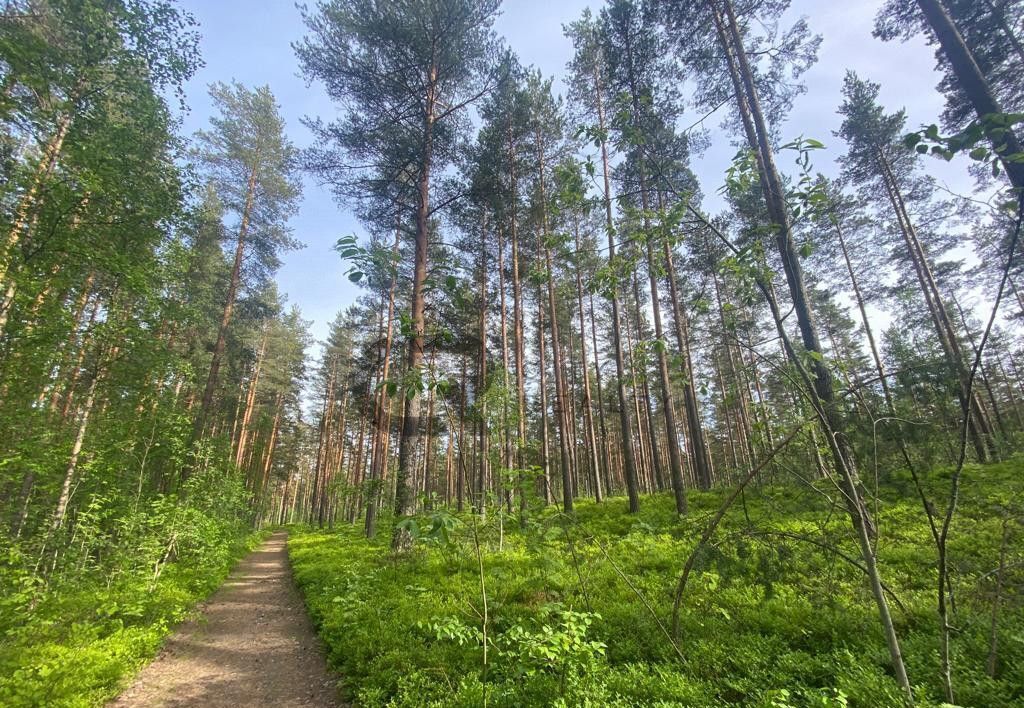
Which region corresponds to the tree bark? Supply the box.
[0,81,81,292]
[878,153,995,459]
[393,67,437,550]
[51,365,101,531]
[235,321,269,468]
[712,0,907,696]
[192,153,261,453]
[593,61,641,512]
[621,19,686,510]
[365,226,400,537]
[536,131,575,513]
[915,0,1024,191]
[573,216,603,502]
[537,284,552,505]
[663,237,713,489]
[476,213,490,514]
[507,119,530,518]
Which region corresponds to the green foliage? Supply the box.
[497,605,606,691]
[904,113,1024,184]
[0,472,264,707]
[290,458,1024,706]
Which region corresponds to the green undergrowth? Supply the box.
[0,491,268,707]
[290,458,1024,707]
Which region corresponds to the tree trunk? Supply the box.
[458,357,468,512]
[51,366,100,531]
[713,0,907,696]
[259,394,284,511]
[497,225,515,503]
[878,153,995,459]
[834,218,896,410]
[646,237,687,513]
[631,271,664,491]
[507,126,530,518]
[624,315,651,490]
[952,293,1008,439]
[423,347,437,511]
[537,285,552,505]
[621,21,686,511]
[314,360,338,522]
[593,62,641,512]
[235,321,270,468]
[0,82,80,292]
[915,0,1024,191]
[191,154,261,452]
[711,266,740,472]
[663,238,713,489]
[589,290,613,494]
[393,74,436,550]
[536,132,574,513]
[477,214,490,514]
[573,216,603,502]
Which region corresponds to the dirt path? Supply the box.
[110,531,342,707]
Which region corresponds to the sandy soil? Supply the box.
[109,531,343,707]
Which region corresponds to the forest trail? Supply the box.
[109,531,342,708]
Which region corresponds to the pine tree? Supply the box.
[837,71,996,461]
[565,8,643,512]
[297,0,500,549]
[190,82,301,453]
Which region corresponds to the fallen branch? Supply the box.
[671,424,805,637]
[591,535,686,664]
[743,529,908,614]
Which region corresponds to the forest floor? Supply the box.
[109,531,342,708]
[289,459,1024,706]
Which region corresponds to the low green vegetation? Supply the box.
[290,459,1023,707]
[2,1,1024,707]
[0,470,263,708]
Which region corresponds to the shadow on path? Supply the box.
[109,531,343,707]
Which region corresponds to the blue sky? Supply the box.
[173,0,970,349]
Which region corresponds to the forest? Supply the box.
[0,0,1022,706]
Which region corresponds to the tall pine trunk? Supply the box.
[915,0,1024,191]
[593,62,641,512]
[573,217,603,502]
[712,0,908,696]
[477,214,490,514]
[393,70,437,550]
[663,236,713,489]
[536,132,574,512]
[191,154,261,455]
[877,153,995,459]
[235,322,269,468]
[365,226,400,537]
